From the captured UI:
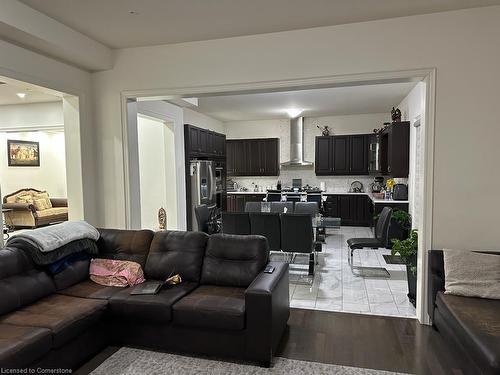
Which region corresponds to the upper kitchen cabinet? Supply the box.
[315,136,332,174]
[226,138,279,176]
[315,134,368,176]
[184,124,226,158]
[380,122,410,177]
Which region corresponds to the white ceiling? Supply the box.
[18,0,500,48]
[0,82,61,105]
[195,82,417,122]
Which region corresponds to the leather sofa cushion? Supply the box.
[0,324,52,368]
[0,247,56,315]
[145,231,208,282]
[52,259,90,291]
[97,228,154,268]
[0,294,107,348]
[436,292,500,372]
[173,285,246,331]
[109,282,198,323]
[57,279,123,300]
[201,234,269,287]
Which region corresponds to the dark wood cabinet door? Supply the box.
[226,141,235,176]
[216,134,226,156]
[315,137,332,175]
[339,195,352,224]
[261,139,279,176]
[247,140,261,175]
[198,129,209,154]
[332,136,350,175]
[227,139,249,176]
[188,126,200,153]
[350,135,368,175]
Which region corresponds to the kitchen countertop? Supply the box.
[227,190,409,203]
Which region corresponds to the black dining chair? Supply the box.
[294,202,319,216]
[270,201,294,213]
[249,212,281,252]
[266,190,282,202]
[306,192,323,212]
[280,213,316,275]
[346,206,393,276]
[245,201,261,212]
[221,212,251,235]
[194,204,210,233]
[284,193,301,203]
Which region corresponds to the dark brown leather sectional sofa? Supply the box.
[428,250,500,375]
[0,229,290,370]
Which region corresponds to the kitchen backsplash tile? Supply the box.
[229,171,408,193]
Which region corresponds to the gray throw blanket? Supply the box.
[7,220,100,253]
[9,237,99,266]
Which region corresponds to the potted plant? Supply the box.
[391,230,418,307]
[388,210,411,248]
[374,210,411,248]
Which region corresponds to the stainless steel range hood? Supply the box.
[280,116,314,167]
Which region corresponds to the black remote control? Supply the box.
[264,265,275,274]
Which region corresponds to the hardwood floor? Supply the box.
[276,309,474,375]
[76,308,474,375]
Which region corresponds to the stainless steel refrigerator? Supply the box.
[189,160,216,231]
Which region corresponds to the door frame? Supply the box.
[120,68,436,324]
[0,70,88,224]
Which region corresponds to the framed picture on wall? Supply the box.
[7,139,40,167]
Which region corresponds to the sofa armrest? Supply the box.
[2,202,36,213]
[428,249,445,322]
[244,262,290,365]
[50,198,68,207]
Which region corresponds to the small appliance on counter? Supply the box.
[226,179,238,192]
[392,184,408,200]
[371,176,385,193]
[349,181,364,193]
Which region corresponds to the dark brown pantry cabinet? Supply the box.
[185,124,226,158]
[315,135,368,176]
[380,122,410,178]
[226,138,279,176]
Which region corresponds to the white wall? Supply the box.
[183,108,225,133]
[137,116,166,230]
[0,39,96,223]
[0,101,67,200]
[137,115,178,231]
[225,113,389,191]
[0,130,67,198]
[91,6,500,252]
[0,102,63,129]
[396,83,425,228]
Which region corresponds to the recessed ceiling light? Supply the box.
[16,93,26,99]
[284,108,303,118]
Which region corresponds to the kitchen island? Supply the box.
[226,190,408,227]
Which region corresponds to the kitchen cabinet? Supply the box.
[324,194,371,226]
[380,122,410,177]
[315,136,333,174]
[226,138,279,176]
[350,135,368,174]
[332,136,351,175]
[226,194,266,212]
[315,135,368,176]
[184,124,226,158]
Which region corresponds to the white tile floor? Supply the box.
[282,226,416,318]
